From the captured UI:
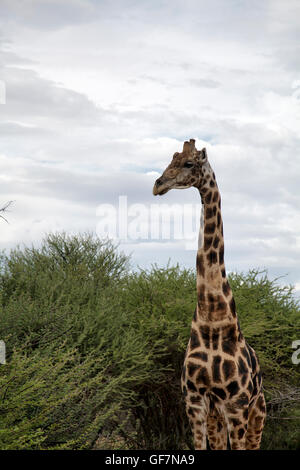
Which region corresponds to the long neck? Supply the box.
[195,171,237,323]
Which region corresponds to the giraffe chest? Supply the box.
[181,324,258,406]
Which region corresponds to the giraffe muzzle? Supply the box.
[153,178,170,196]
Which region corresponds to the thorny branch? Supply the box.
[0,201,14,223]
[266,385,300,419]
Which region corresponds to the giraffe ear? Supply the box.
[195,148,207,163]
[201,148,207,161]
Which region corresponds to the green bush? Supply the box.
[0,233,299,449]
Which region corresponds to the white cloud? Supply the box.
[0,0,299,291]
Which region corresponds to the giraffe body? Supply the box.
[182,319,266,450]
[153,139,266,450]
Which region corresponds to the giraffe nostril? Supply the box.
[156,178,163,187]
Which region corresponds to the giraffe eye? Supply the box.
[184,161,194,168]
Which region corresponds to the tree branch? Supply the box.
[0,201,14,223]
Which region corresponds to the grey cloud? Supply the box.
[0,47,36,66]
[0,156,156,207]
[0,0,97,30]
[189,79,221,89]
[1,66,102,123]
[0,0,299,295]
[0,121,53,136]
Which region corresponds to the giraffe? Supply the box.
[153,139,266,450]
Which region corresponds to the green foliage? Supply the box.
[228,270,300,450]
[0,234,299,449]
[229,269,299,385]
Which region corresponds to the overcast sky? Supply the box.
[0,0,300,296]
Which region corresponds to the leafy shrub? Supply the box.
[0,234,299,449]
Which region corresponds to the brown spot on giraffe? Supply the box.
[222,359,236,381]
[190,328,201,350]
[204,236,213,251]
[199,325,210,349]
[198,284,206,303]
[190,351,208,361]
[152,140,266,450]
[207,249,218,266]
[222,280,231,297]
[212,191,219,203]
[213,235,220,249]
[188,362,201,377]
[205,207,214,219]
[205,191,212,204]
[205,222,216,235]
[196,253,205,277]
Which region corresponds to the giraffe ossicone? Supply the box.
[153,139,266,450]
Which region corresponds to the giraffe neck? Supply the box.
[195,172,237,323]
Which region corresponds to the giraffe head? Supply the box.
[153,139,208,196]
